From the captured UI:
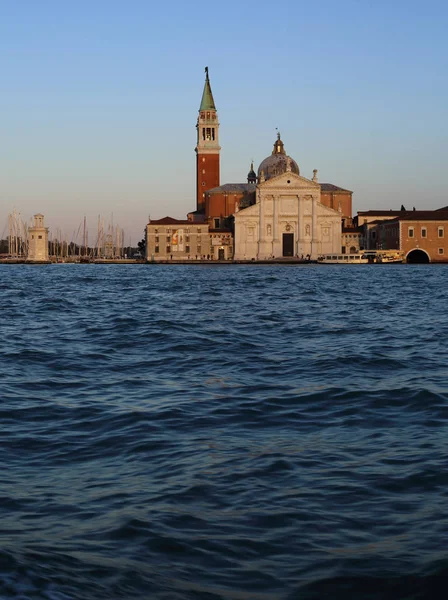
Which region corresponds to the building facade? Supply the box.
[145,217,209,261]
[341,225,363,254]
[356,209,448,262]
[145,217,233,261]
[377,211,448,263]
[234,170,342,260]
[355,210,406,250]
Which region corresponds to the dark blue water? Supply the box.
[1,264,447,599]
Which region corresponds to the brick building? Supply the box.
[356,209,448,262]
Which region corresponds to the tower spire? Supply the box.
[199,66,216,111]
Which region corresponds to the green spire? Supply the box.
[199,66,216,111]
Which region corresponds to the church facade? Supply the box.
[233,168,342,260]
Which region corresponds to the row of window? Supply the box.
[154,245,234,255]
[155,236,193,243]
[155,246,197,254]
[200,112,216,120]
[152,228,204,234]
[408,226,444,238]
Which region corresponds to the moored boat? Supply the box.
[317,250,404,264]
[317,253,369,264]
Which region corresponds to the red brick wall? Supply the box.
[321,192,352,219]
[205,192,245,221]
[196,153,220,211]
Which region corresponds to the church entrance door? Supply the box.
[282,233,294,257]
[218,248,225,260]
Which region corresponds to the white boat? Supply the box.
[317,253,369,264]
[317,250,404,264]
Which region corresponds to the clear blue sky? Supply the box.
[1,0,447,244]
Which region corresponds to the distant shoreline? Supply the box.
[0,258,317,266]
[2,258,447,266]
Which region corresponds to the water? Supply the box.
[1,264,447,599]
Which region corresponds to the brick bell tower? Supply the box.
[195,67,220,213]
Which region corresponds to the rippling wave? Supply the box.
[1,264,447,599]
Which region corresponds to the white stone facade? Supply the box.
[234,172,342,260]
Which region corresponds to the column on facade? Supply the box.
[273,195,279,241]
[297,195,303,241]
[258,194,264,258]
[311,196,318,256]
[334,220,340,253]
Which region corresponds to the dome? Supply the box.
[257,133,299,181]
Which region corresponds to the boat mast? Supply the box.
[83,215,87,257]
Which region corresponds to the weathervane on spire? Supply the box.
[275,127,281,140]
[205,66,209,76]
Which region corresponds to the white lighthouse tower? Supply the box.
[28,214,49,262]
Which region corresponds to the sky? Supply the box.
[1,0,447,244]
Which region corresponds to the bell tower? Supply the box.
[195,67,220,212]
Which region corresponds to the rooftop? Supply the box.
[205,183,256,195]
[385,210,448,222]
[148,216,202,226]
[359,209,448,221]
[320,183,352,193]
[358,210,406,216]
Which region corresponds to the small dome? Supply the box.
[247,161,257,184]
[257,133,299,181]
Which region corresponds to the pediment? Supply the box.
[234,203,258,217]
[317,202,341,217]
[258,171,320,191]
